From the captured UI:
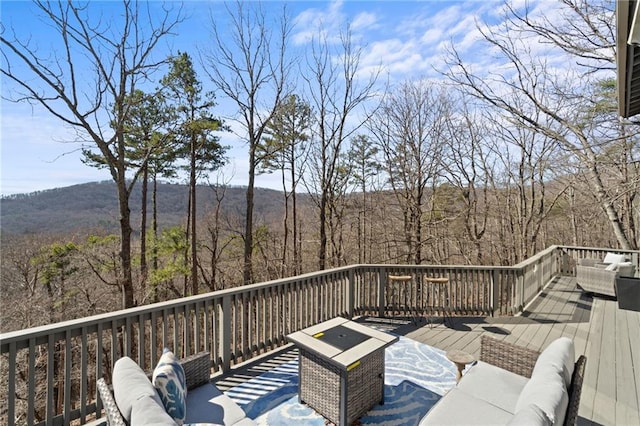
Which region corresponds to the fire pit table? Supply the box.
[287,317,398,425]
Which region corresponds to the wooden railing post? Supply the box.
[490,270,499,316]
[378,269,386,317]
[347,268,355,319]
[220,295,231,373]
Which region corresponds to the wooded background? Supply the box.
[1,0,638,334]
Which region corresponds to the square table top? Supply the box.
[287,317,398,370]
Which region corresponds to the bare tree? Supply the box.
[444,0,639,250]
[202,1,292,285]
[487,110,569,262]
[303,27,378,270]
[368,80,448,264]
[1,1,183,308]
[440,101,492,264]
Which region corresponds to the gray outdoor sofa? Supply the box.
[96,351,255,426]
[420,336,586,426]
[576,252,636,297]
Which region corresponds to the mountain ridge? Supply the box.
[1,181,288,235]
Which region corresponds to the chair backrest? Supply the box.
[563,355,587,426]
[96,352,211,424]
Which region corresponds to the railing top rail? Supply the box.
[0,264,357,346]
[5,245,637,347]
[364,264,517,271]
[559,245,639,254]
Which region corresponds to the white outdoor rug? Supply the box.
[224,336,458,425]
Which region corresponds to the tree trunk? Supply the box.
[116,173,135,309]
[152,174,159,303]
[244,145,256,285]
[140,166,148,295]
[190,135,198,295]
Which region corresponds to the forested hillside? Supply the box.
[1,0,637,337]
[0,181,287,235]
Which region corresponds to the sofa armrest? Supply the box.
[480,336,540,378]
[577,258,598,267]
[96,378,127,426]
[180,351,211,390]
[564,355,587,426]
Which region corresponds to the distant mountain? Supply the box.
[0,181,289,235]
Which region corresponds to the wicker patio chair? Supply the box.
[576,258,635,297]
[480,336,587,426]
[97,351,211,425]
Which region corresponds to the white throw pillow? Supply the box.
[532,337,575,388]
[605,263,618,271]
[515,373,568,426]
[153,348,187,425]
[603,253,626,265]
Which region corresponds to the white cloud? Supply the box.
[351,11,378,32]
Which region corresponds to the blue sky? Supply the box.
[0,0,544,196]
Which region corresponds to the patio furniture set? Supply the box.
[97,317,586,426]
[97,350,255,425]
[576,252,636,297]
[421,336,586,426]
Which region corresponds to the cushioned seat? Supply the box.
[185,383,249,425]
[420,336,587,426]
[97,352,256,426]
[419,388,514,425]
[456,360,529,413]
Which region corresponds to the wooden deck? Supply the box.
[390,275,640,426]
[215,275,639,425]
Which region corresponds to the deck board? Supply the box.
[390,276,640,425]
[214,275,640,425]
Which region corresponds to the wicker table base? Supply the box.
[288,317,398,426]
[299,347,385,425]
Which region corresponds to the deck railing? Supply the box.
[1,245,637,426]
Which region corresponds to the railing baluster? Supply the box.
[151,310,157,367]
[138,314,145,369]
[64,330,71,425]
[46,334,54,426]
[96,322,103,418]
[28,338,35,425]
[220,294,231,372]
[81,326,88,423]
[7,342,16,426]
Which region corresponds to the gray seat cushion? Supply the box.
[456,360,529,413]
[419,388,514,425]
[185,383,252,425]
[130,394,178,426]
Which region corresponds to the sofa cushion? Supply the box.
[112,356,163,422]
[185,383,250,425]
[515,370,568,426]
[603,252,626,265]
[419,388,514,425]
[532,337,574,388]
[456,360,529,413]
[508,404,552,426]
[153,349,187,424]
[130,394,178,425]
